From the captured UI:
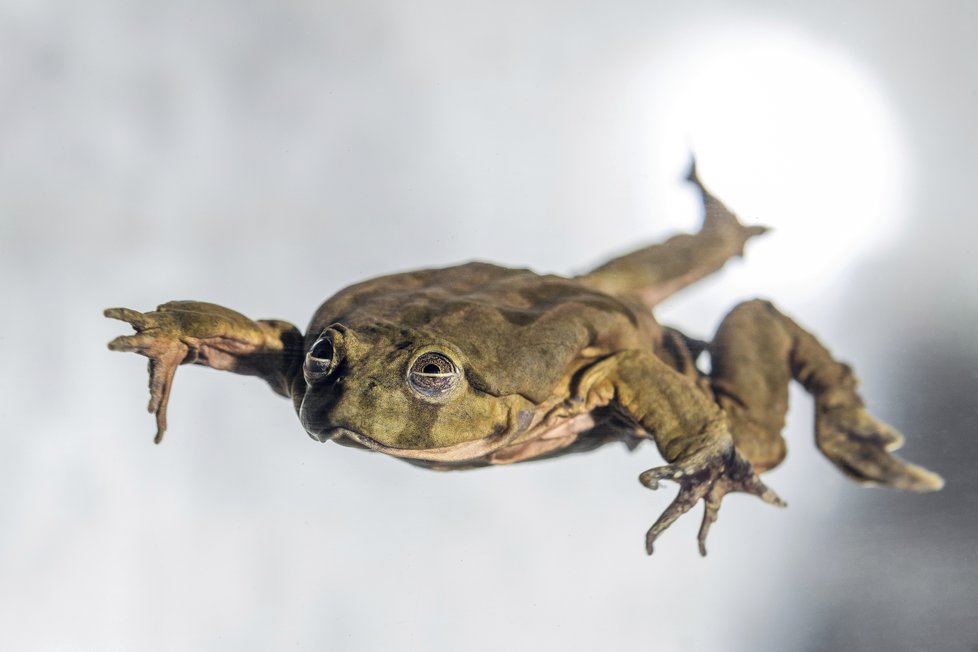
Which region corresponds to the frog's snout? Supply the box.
[299,391,337,442]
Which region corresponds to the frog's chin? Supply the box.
[307,425,513,463]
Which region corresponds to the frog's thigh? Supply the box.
[709,300,797,472]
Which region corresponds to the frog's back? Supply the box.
[308,262,659,402]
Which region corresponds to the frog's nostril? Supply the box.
[305,337,339,383]
[310,338,334,362]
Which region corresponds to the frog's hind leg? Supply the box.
[710,300,943,491]
[578,160,769,307]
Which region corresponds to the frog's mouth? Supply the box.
[309,426,514,463]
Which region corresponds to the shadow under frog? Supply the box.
[105,162,943,556]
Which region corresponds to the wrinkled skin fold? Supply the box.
[105,162,944,555]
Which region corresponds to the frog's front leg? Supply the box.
[578,351,785,556]
[105,301,303,443]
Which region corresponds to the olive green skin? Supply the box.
[295,263,661,465]
[105,165,943,555]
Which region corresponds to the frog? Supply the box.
[105,162,944,556]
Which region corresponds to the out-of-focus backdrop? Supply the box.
[1,1,975,650]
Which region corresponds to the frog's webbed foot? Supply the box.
[105,307,197,444]
[686,158,770,254]
[816,405,944,492]
[105,302,300,443]
[639,442,786,556]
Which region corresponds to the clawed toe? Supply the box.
[645,483,707,555]
[758,486,787,507]
[641,446,785,556]
[693,470,786,556]
[638,466,686,490]
[696,494,721,557]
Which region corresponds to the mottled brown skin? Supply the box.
[105,163,944,556]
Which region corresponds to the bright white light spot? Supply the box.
[641,23,912,292]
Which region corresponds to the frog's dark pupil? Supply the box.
[409,352,460,398]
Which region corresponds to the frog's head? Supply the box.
[297,323,534,457]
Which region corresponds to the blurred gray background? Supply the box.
[1,0,976,650]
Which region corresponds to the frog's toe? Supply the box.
[644,482,708,555]
[824,439,944,492]
[104,307,150,329]
[696,491,721,557]
[817,408,944,492]
[638,464,688,490]
[694,459,785,556]
[641,445,786,556]
[145,343,189,443]
[107,333,155,353]
[106,311,192,443]
[686,157,771,250]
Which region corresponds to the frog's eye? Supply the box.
[408,352,461,399]
[304,337,335,381]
